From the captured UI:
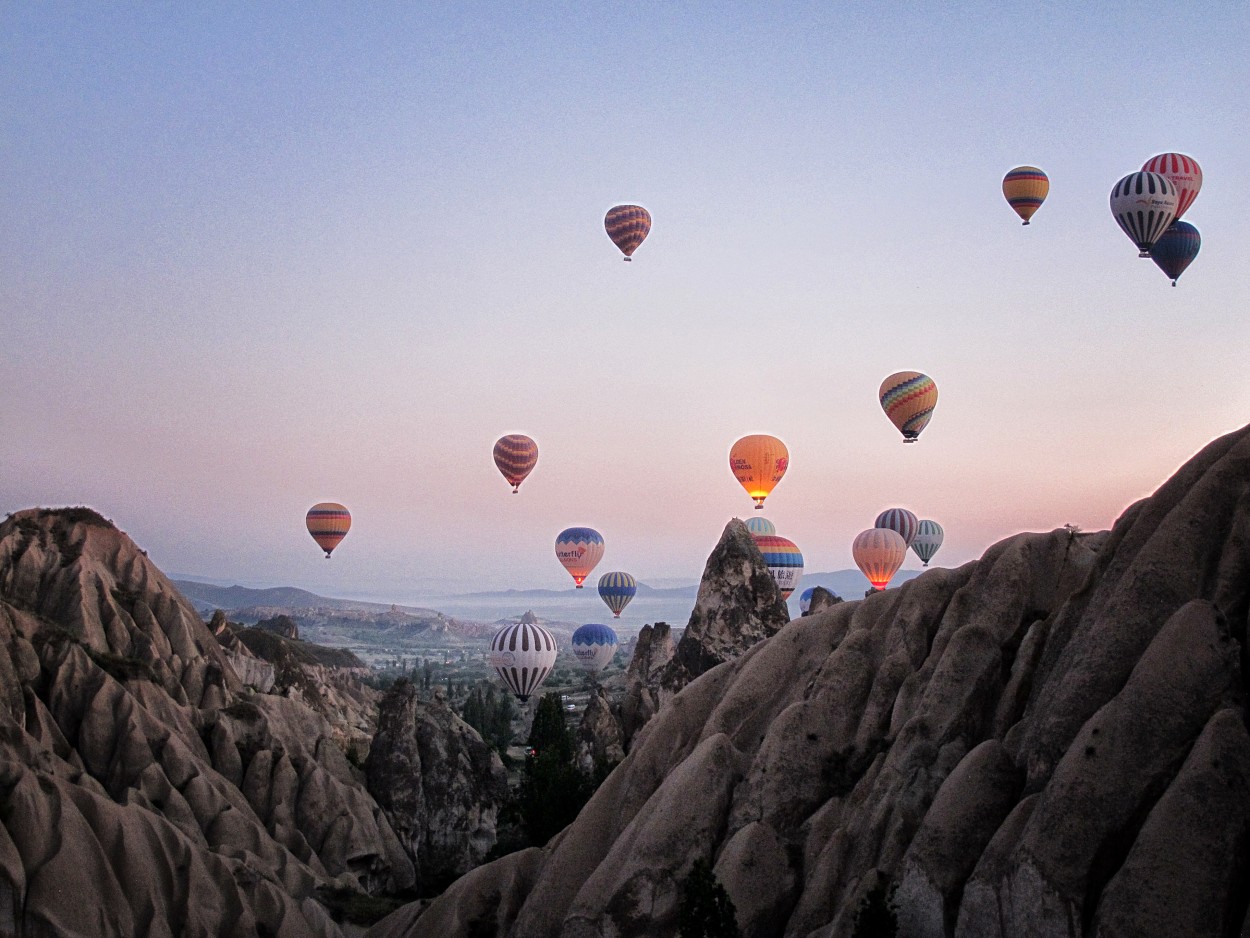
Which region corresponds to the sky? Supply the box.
[3,3,1248,601]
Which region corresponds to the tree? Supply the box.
[527,692,573,762]
[518,692,591,845]
[851,881,898,938]
[678,858,740,938]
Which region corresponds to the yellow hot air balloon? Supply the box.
[852,528,907,591]
[729,435,789,509]
[879,372,938,443]
[306,503,351,558]
[1002,166,1049,225]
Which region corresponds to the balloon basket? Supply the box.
[623,257,632,262]
[1022,220,1030,226]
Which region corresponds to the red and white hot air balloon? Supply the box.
[1142,152,1201,221]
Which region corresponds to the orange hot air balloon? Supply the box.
[729,435,789,509]
[493,434,539,493]
[306,503,351,558]
[604,204,651,261]
[879,371,938,443]
[852,528,907,591]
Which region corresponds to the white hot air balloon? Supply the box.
[1110,171,1178,258]
[488,620,557,702]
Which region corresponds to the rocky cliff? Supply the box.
[369,423,1250,938]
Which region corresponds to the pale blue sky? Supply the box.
[3,3,1248,599]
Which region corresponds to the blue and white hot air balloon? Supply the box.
[571,623,619,673]
[911,520,944,567]
[745,517,776,537]
[799,586,816,616]
[597,571,637,618]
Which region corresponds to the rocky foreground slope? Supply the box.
[373,423,1250,938]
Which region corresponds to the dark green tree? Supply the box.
[678,857,740,938]
[527,692,573,761]
[518,692,591,845]
[851,881,898,938]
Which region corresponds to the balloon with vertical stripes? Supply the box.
[604,204,652,261]
[1110,171,1178,258]
[1141,153,1201,221]
[745,517,776,537]
[489,621,557,702]
[493,434,539,493]
[911,520,944,567]
[597,571,637,618]
[853,528,908,591]
[875,508,919,546]
[879,372,938,443]
[1002,166,1049,225]
[1149,221,1201,286]
[306,503,351,558]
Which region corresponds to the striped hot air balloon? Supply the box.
[597,571,637,618]
[911,519,944,567]
[555,527,605,588]
[1002,166,1049,225]
[879,372,938,443]
[493,434,539,493]
[730,435,789,509]
[571,623,619,673]
[875,507,919,546]
[745,517,776,537]
[853,528,908,591]
[1142,152,1201,221]
[1149,221,1201,286]
[306,503,351,558]
[1110,171,1178,258]
[752,533,803,600]
[604,204,651,261]
[489,621,557,702]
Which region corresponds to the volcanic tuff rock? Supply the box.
[366,680,509,893]
[368,423,1250,938]
[0,508,413,935]
[575,687,626,775]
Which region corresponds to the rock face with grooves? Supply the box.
[368,423,1250,938]
[575,686,627,774]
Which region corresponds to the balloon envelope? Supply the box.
[752,533,803,599]
[875,508,919,547]
[799,586,816,615]
[745,517,776,537]
[571,623,619,672]
[879,372,938,442]
[604,204,651,260]
[493,434,539,492]
[730,435,789,508]
[306,503,351,558]
[489,621,557,702]
[1002,166,1049,225]
[555,527,605,588]
[853,528,908,591]
[1110,171,1178,257]
[1142,153,1201,220]
[597,571,637,618]
[911,520,944,567]
[1149,221,1201,286]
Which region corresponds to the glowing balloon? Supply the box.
[597,571,637,618]
[745,517,776,536]
[730,435,789,509]
[879,372,938,443]
[1110,171,1178,258]
[1002,166,1049,225]
[489,621,557,702]
[306,503,351,559]
[853,528,908,591]
[604,204,651,261]
[1149,221,1201,286]
[555,527,605,588]
[911,520,944,567]
[875,508,919,546]
[1142,153,1201,220]
[752,533,803,600]
[493,434,539,493]
[571,623,619,673]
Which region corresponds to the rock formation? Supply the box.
[367,423,1250,938]
[575,687,626,775]
[806,585,842,616]
[366,680,509,893]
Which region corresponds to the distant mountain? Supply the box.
[173,580,442,618]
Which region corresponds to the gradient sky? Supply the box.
[3,3,1248,600]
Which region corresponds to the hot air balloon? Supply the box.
[1002,166,1049,225]
[489,620,557,702]
[571,623,619,673]
[306,503,351,558]
[1142,152,1202,220]
[799,586,816,616]
[745,517,776,537]
[555,527,605,588]
[911,520,944,567]
[853,528,908,591]
[879,372,938,443]
[752,533,803,600]
[1110,171,1178,258]
[1150,220,1201,286]
[604,204,651,261]
[730,435,789,509]
[493,434,539,493]
[875,508,919,546]
[597,571,637,618]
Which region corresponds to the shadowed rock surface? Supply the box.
[368,423,1250,938]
